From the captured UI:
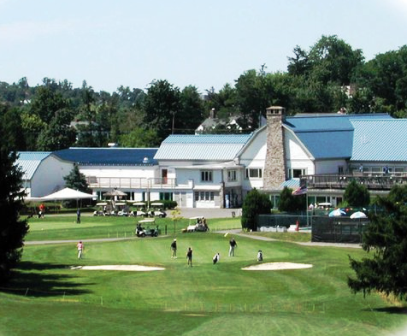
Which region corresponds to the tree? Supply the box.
[0,106,26,151]
[343,180,370,207]
[64,164,91,193]
[177,85,205,133]
[29,85,70,124]
[235,68,274,129]
[143,80,181,142]
[36,108,77,151]
[0,148,29,284]
[241,189,271,231]
[119,127,159,147]
[278,187,306,213]
[348,185,407,300]
[63,164,92,208]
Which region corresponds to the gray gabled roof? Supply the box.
[17,152,51,180]
[155,134,253,161]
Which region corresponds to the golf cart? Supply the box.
[116,202,130,216]
[130,202,147,217]
[148,202,167,218]
[185,216,209,232]
[135,219,159,237]
[93,202,108,216]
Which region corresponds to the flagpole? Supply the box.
[306,191,309,227]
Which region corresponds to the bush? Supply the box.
[241,189,271,231]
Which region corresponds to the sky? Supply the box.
[1,0,407,94]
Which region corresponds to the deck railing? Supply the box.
[86,177,178,189]
[301,172,407,190]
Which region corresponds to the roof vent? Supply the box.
[143,157,149,164]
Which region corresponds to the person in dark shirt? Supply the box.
[186,247,193,267]
[170,239,177,258]
[229,238,237,257]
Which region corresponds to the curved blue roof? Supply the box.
[53,148,158,166]
[351,119,407,161]
[284,113,392,160]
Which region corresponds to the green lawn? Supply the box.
[25,215,241,241]
[1,216,406,335]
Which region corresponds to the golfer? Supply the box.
[170,239,177,258]
[186,247,193,267]
[77,241,84,259]
[229,237,237,257]
[213,252,220,264]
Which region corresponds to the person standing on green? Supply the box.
[186,247,193,267]
[170,239,177,258]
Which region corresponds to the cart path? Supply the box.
[25,229,361,249]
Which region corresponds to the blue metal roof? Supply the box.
[53,148,158,166]
[351,119,407,161]
[17,152,51,180]
[279,178,300,190]
[284,113,392,159]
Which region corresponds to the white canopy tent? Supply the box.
[40,188,95,201]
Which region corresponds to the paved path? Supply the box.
[25,226,361,249]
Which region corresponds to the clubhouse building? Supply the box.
[18,107,407,208]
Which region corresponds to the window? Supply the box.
[292,168,306,178]
[245,168,262,179]
[338,166,344,174]
[228,170,237,182]
[201,170,213,182]
[159,192,173,201]
[195,191,215,201]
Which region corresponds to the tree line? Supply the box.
[1,35,407,151]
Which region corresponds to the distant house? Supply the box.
[195,109,266,134]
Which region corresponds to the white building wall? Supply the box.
[239,128,267,191]
[30,156,73,197]
[79,166,157,179]
[315,160,348,174]
[285,131,315,175]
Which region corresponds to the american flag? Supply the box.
[292,185,308,196]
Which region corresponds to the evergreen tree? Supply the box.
[278,187,306,213]
[64,164,91,193]
[0,149,29,284]
[348,185,407,300]
[343,180,370,207]
[241,188,272,231]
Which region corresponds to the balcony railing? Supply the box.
[301,172,407,190]
[86,177,178,189]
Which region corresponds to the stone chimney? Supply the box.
[263,106,286,189]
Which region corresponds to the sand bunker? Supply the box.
[242,262,313,271]
[71,265,165,271]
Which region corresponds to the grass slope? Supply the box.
[1,217,406,335]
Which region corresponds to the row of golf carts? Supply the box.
[135,216,210,238]
[93,202,167,218]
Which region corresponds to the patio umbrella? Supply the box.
[103,189,127,197]
[350,211,368,219]
[328,209,346,217]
